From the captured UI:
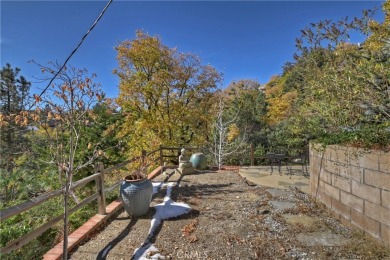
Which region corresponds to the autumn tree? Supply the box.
[115,31,221,156]
[363,0,390,52]
[270,2,390,149]
[296,7,388,124]
[31,61,104,259]
[263,75,298,127]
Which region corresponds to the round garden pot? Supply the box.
[120,177,153,217]
[190,153,208,170]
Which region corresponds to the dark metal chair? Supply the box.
[266,152,288,175]
[286,154,309,178]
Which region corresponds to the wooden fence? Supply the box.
[0,146,202,254]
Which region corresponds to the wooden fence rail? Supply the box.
[0,146,200,254]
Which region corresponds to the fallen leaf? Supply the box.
[189,235,198,243]
[181,220,198,236]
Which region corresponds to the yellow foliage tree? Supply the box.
[227,123,240,142]
[264,75,298,126]
[365,0,390,51]
[115,31,221,157]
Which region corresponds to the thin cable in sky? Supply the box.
[31,0,113,109]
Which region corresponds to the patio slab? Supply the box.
[269,200,296,211]
[239,166,310,193]
[297,232,348,247]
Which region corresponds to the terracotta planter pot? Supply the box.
[120,177,153,217]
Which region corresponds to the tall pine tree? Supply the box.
[0,63,31,201]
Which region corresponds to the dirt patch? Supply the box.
[70,170,390,259]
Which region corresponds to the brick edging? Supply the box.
[147,166,163,180]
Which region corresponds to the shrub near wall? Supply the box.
[310,143,390,246]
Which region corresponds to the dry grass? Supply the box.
[341,230,390,260]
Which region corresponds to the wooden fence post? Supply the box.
[95,162,106,215]
[250,144,254,166]
[159,145,164,175]
[141,150,147,176]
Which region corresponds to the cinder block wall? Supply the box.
[310,143,390,246]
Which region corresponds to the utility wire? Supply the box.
[31,0,113,108]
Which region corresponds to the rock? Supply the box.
[266,188,290,198]
[269,200,296,211]
[258,209,271,215]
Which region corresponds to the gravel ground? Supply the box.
[70,170,390,260]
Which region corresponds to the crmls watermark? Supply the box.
[176,249,208,259]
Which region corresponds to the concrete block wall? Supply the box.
[310,143,390,246]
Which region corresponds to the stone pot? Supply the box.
[120,177,153,217]
[190,153,208,170]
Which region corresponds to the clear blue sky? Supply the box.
[1,1,385,98]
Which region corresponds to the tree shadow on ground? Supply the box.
[97,176,201,260]
[162,170,246,201]
[97,171,242,259]
[129,175,200,259]
[130,209,200,260]
[170,182,245,201]
[96,206,157,259]
[96,218,138,260]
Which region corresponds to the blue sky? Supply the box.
[1,1,385,98]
